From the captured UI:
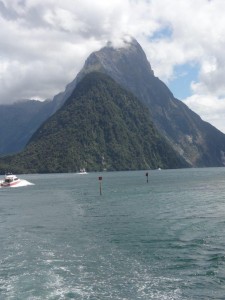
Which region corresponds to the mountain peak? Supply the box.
[84,37,154,76]
[72,37,154,100]
[51,37,154,114]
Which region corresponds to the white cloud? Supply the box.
[183,93,225,133]
[0,0,225,132]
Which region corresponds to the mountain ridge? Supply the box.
[0,38,225,168]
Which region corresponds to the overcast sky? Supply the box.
[1,0,225,133]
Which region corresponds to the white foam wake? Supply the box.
[0,179,34,188]
[11,179,34,187]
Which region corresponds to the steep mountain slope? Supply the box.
[0,72,188,173]
[0,100,54,156]
[72,39,225,167]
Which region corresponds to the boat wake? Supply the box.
[10,179,34,188]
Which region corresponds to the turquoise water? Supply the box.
[1,168,225,299]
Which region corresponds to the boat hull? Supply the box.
[1,180,21,187]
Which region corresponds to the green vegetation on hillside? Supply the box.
[0,72,187,173]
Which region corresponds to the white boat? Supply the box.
[77,168,88,175]
[1,173,21,187]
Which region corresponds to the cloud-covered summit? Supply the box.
[1,0,225,132]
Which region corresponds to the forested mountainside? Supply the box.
[0,72,188,174]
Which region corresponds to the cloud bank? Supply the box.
[1,0,225,132]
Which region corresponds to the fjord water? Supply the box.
[1,168,225,300]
